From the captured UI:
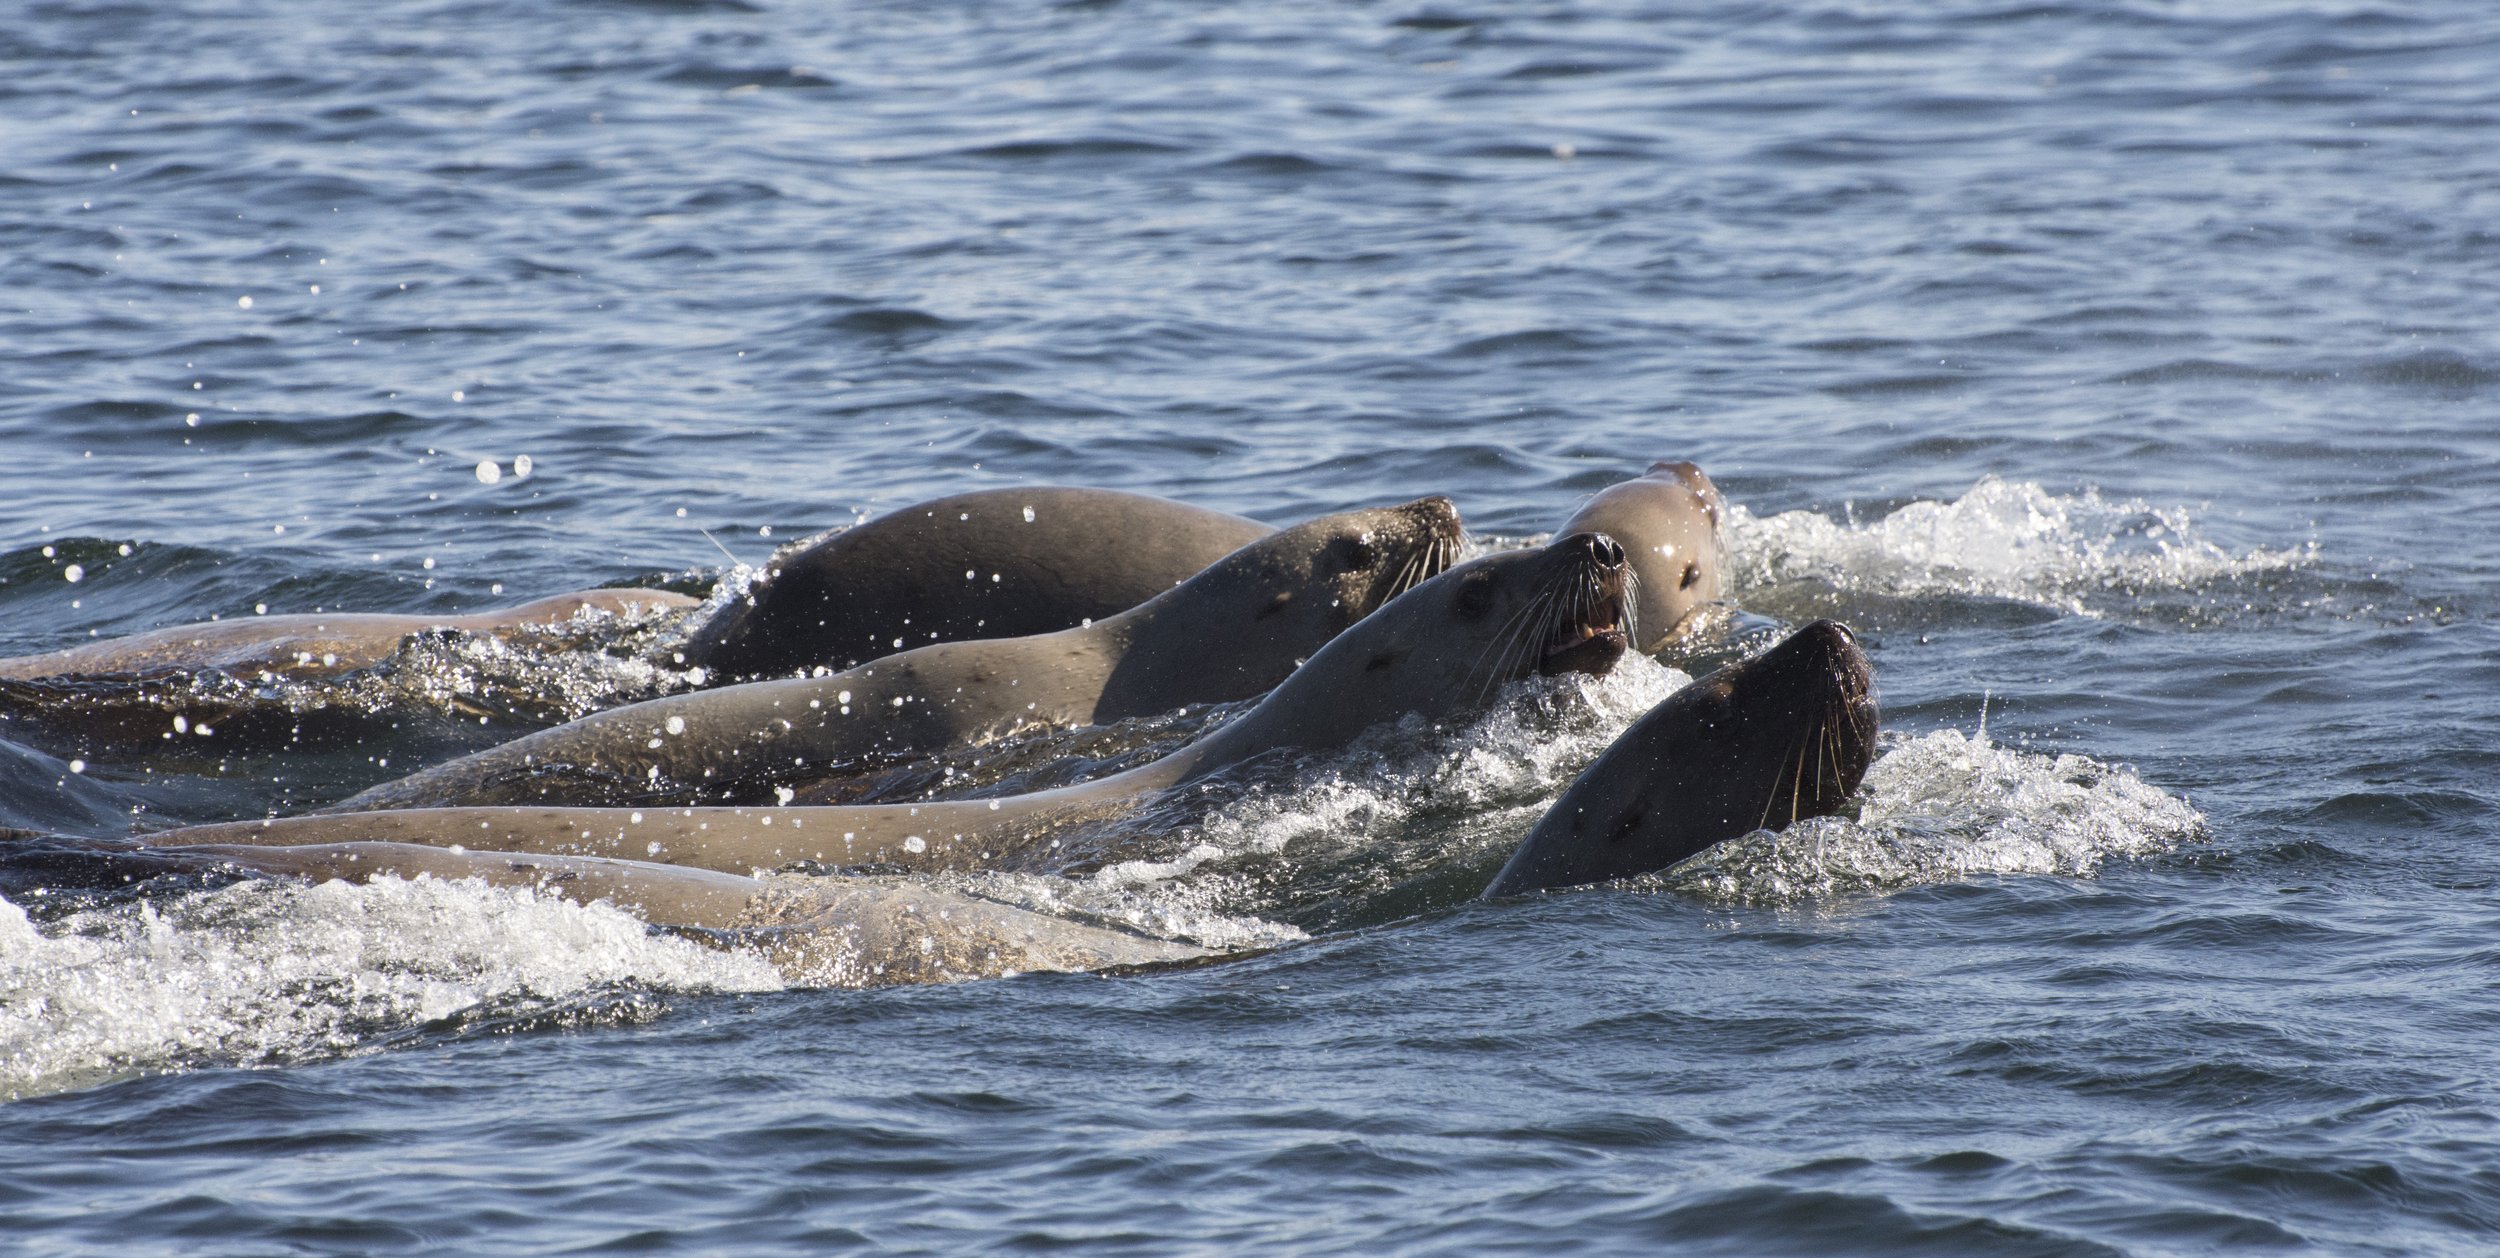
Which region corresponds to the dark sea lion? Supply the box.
[138,532,1636,878]
[682,487,1276,680]
[1555,460,1728,653]
[325,498,1464,811]
[1483,619,1877,897]
[0,588,698,684]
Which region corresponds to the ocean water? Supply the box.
[4,0,2498,1252]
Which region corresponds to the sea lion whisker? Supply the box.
[1487,582,1566,706]
[1473,589,1550,708]
[1760,719,1817,832]
[1617,563,1643,650]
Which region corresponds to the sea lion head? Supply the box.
[1557,460,1729,652]
[1097,496,1464,715]
[1200,530,1634,761]
[1483,619,1878,897]
[1192,494,1466,641]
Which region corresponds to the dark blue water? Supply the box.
[5,0,2498,1252]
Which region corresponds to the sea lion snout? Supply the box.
[1536,532,1633,677]
[1570,531,1627,567]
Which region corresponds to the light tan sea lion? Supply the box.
[0,589,697,683]
[1554,459,1728,653]
[0,835,1212,987]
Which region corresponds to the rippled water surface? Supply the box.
[4,0,2498,1252]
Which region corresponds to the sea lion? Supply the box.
[1482,619,1877,897]
[139,531,1636,878]
[0,588,698,684]
[325,497,1465,811]
[1555,460,1728,653]
[0,588,702,753]
[681,487,1277,680]
[0,834,1211,987]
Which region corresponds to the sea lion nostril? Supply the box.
[1567,532,1624,566]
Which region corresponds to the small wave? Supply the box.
[1115,659,1696,928]
[0,875,779,1102]
[1726,475,2313,617]
[1038,653,2198,927]
[1657,729,2204,905]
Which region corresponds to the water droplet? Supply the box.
[475,460,501,484]
[61,564,83,583]
[664,715,686,735]
[67,759,84,774]
[1022,506,1036,523]
[512,454,532,479]
[235,295,253,309]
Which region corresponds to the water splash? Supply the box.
[1725,476,2313,617]
[0,875,779,1102]
[1657,729,2206,905]
[938,866,1309,953]
[1115,658,1697,927]
[1062,655,2200,927]
[331,598,706,723]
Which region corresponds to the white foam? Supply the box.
[1658,729,2205,904]
[1137,658,1695,900]
[1080,657,2199,918]
[941,865,1309,952]
[0,875,778,1101]
[1726,475,2312,614]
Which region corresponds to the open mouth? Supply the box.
[1538,541,1631,676]
[1539,614,1628,676]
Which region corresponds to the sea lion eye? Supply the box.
[1679,561,1702,590]
[1455,571,1498,617]
[1331,537,1381,572]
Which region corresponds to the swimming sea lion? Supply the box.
[1555,460,1728,653]
[1483,619,1877,897]
[681,487,1277,679]
[141,532,1636,878]
[0,834,1211,986]
[0,588,702,753]
[0,588,698,684]
[325,497,1465,811]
